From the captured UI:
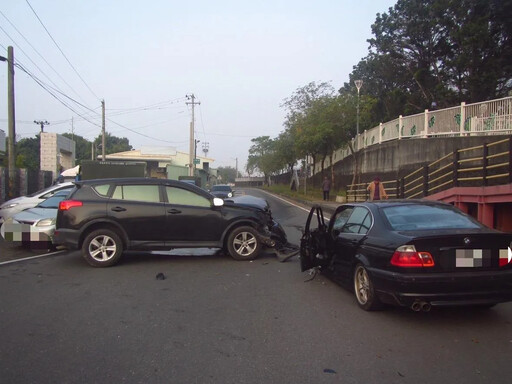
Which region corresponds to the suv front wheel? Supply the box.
[227,226,261,261]
[82,229,123,267]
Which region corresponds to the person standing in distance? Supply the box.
[322,176,331,201]
[367,176,388,201]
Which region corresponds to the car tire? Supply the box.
[227,226,261,261]
[353,264,383,311]
[82,229,123,267]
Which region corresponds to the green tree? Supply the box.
[15,136,40,170]
[364,0,512,111]
[442,0,512,101]
[217,166,239,184]
[93,132,132,156]
[247,136,278,184]
[273,130,297,174]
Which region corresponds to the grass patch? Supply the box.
[263,183,346,202]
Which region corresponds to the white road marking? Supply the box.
[254,189,331,221]
[0,250,66,266]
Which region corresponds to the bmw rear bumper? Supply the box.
[369,267,512,307]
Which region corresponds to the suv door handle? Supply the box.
[111,206,127,212]
[168,208,181,214]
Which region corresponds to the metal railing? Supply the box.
[346,137,512,202]
[317,96,512,173]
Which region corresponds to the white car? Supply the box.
[0,182,74,224]
[1,190,71,246]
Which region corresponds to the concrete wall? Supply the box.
[40,132,76,180]
[323,135,512,189]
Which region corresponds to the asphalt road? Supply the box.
[0,188,511,384]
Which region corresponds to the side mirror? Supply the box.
[213,197,224,207]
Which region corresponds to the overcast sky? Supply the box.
[0,0,396,172]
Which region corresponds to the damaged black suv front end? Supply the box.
[224,195,299,261]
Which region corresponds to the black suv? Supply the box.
[54,178,292,267]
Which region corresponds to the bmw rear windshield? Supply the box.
[382,204,483,231]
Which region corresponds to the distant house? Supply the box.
[104,146,215,186]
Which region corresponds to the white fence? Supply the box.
[315,96,512,173]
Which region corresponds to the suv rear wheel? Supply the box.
[227,226,261,261]
[82,229,123,267]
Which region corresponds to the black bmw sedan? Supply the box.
[300,200,512,311]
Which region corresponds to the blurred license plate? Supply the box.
[455,249,491,268]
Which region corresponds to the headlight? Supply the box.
[36,218,55,227]
[227,192,233,197]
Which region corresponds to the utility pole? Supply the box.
[101,100,106,161]
[2,46,16,199]
[186,94,200,176]
[34,120,50,132]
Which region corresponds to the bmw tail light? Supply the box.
[390,245,434,267]
[59,200,83,211]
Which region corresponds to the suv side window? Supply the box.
[166,187,210,207]
[93,184,110,197]
[112,185,161,203]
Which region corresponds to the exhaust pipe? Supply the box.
[411,301,431,312]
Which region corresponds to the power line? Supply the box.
[15,62,102,129]
[25,0,100,101]
[0,24,68,96]
[0,10,90,105]
[106,97,187,111]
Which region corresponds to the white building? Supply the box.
[40,132,76,178]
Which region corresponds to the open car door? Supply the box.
[300,205,330,272]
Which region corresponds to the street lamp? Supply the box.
[355,80,363,136]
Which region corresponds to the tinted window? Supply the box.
[166,187,210,207]
[342,207,371,234]
[112,185,161,203]
[382,204,482,230]
[93,184,110,197]
[333,207,354,231]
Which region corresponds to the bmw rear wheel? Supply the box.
[82,229,123,267]
[353,264,383,311]
[227,226,261,261]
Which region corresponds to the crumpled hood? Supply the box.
[224,195,270,212]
